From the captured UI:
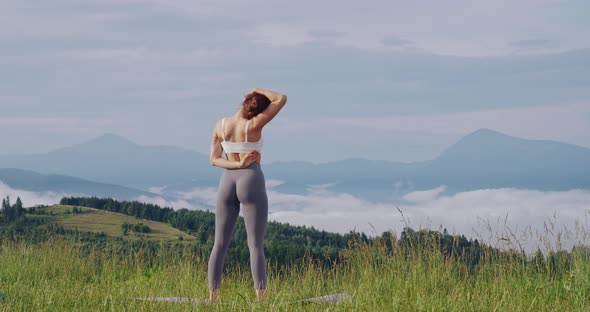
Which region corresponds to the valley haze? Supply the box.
[1,128,588,251]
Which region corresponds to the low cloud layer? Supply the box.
[174,185,590,252]
[2,180,588,252]
[0,182,67,206]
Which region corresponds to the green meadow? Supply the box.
[0,202,589,311]
[0,232,589,311]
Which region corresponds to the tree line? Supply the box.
[1,196,25,224]
[56,196,542,270]
[121,222,151,235]
[1,196,577,276]
[59,196,357,267]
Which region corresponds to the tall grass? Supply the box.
[0,232,589,311]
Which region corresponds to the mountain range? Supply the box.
[1,128,589,203]
[0,133,217,190]
[0,168,152,200]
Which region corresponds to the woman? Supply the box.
[208,88,287,303]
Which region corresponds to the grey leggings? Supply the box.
[208,162,268,290]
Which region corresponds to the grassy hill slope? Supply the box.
[36,205,195,241]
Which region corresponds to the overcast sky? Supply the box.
[1,0,589,162]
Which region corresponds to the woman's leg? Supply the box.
[236,164,268,300]
[208,171,240,302]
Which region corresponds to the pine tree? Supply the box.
[15,197,24,217]
[1,198,6,222]
[15,197,22,209]
[1,196,14,223]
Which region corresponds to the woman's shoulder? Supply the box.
[213,117,229,134]
[216,116,231,127]
[215,116,240,132]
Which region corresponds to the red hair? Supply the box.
[241,93,270,119]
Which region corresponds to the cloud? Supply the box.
[67,48,149,62]
[177,185,590,252]
[0,117,115,130]
[403,186,446,203]
[308,29,345,40]
[0,180,208,213]
[2,178,589,252]
[0,181,205,211]
[265,179,285,189]
[510,39,554,49]
[0,182,67,206]
[148,186,166,195]
[381,35,414,47]
[176,187,218,207]
[165,0,589,56]
[133,195,203,210]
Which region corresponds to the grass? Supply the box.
[0,233,588,311]
[42,205,195,241]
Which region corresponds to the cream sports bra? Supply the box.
[220,118,264,153]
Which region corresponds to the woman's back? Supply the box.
[220,117,263,161]
[221,117,262,143]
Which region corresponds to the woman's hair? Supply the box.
[241,92,271,119]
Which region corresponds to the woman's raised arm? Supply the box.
[249,88,287,129]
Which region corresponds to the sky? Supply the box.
[1,0,590,162]
[1,0,589,247]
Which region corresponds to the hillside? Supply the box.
[33,205,195,241]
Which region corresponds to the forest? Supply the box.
[0,196,574,274]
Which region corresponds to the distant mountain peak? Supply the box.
[97,133,123,139]
[453,128,516,145]
[435,128,524,161]
[437,127,590,165]
[88,133,136,145]
[464,128,510,138]
[49,133,138,155]
[471,127,499,134]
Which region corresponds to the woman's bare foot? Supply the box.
[255,288,266,303]
[209,289,219,304]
